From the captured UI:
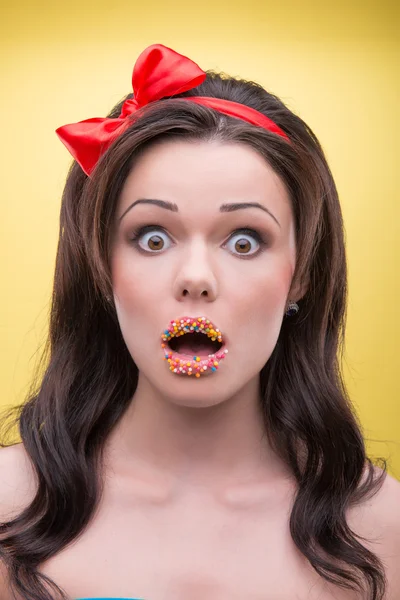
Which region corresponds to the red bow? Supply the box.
[56,44,289,176]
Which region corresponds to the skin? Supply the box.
[105,139,301,493]
[1,139,399,599]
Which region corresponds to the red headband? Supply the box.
[56,44,289,177]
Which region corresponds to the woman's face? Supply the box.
[110,139,297,407]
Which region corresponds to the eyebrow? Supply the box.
[118,198,281,228]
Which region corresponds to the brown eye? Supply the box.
[225,230,263,257]
[235,238,252,254]
[147,235,164,251]
[134,228,172,253]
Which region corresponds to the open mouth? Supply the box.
[167,331,223,356]
[161,316,228,377]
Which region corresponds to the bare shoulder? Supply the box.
[0,443,37,599]
[0,442,37,522]
[347,466,400,599]
[349,466,400,531]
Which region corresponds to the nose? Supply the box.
[172,239,218,302]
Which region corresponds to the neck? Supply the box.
[104,372,293,497]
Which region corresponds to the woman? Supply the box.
[0,44,399,600]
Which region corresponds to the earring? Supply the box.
[285,302,299,317]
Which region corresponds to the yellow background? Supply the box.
[1,1,399,478]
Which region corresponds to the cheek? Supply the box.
[111,242,171,300]
[254,263,292,316]
[110,249,158,336]
[233,258,292,320]
[229,259,293,365]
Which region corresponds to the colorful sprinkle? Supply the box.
[160,315,227,379]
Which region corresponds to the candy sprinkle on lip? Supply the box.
[160,316,228,378]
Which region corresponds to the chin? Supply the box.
[161,375,232,408]
[155,366,259,411]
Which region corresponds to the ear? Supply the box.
[288,274,309,304]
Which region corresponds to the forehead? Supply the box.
[118,139,292,223]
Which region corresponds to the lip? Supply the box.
[160,316,229,378]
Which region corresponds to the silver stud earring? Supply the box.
[285,302,299,317]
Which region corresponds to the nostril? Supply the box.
[182,290,208,296]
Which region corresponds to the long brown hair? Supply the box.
[0,71,387,599]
